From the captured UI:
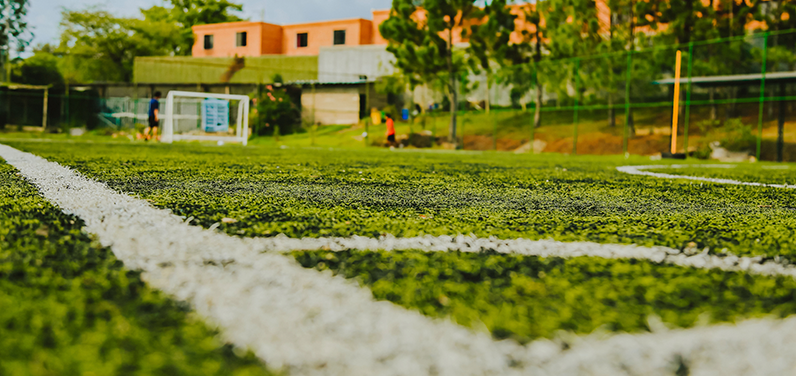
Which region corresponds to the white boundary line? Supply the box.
[617,164,796,189]
[4,145,796,375]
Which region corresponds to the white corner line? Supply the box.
[617,164,796,189]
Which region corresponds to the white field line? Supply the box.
[0,144,527,376]
[252,234,796,279]
[4,144,796,375]
[617,164,796,189]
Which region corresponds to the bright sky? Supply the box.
[26,0,394,49]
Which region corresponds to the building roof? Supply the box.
[192,21,280,30]
[0,83,51,90]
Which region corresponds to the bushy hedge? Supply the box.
[0,162,272,376]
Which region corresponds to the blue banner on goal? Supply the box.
[201,98,230,133]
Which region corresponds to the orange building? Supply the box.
[193,15,385,58]
[281,18,374,56]
[192,21,283,57]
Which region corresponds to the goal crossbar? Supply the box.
[162,90,250,146]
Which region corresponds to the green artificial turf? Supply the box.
[0,161,273,376]
[293,249,796,343]
[8,140,796,262]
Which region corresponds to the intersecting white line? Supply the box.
[4,141,796,376]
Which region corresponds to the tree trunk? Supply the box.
[533,27,543,129]
[608,94,615,127]
[778,82,785,162]
[485,72,491,114]
[534,85,543,129]
[709,87,716,121]
[627,0,635,137]
[447,29,458,145]
[608,10,615,128]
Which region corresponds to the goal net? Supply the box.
[161,91,250,146]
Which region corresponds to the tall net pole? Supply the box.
[623,50,632,156]
[683,42,694,155]
[572,58,580,155]
[756,32,769,161]
[671,50,682,155]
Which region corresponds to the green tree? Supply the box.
[10,45,62,85]
[537,0,601,120]
[465,0,518,114]
[56,9,169,83]
[1,0,30,82]
[137,5,186,56]
[381,0,481,145]
[253,84,299,136]
[143,0,243,56]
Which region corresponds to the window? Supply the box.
[333,30,346,45]
[204,35,214,50]
[297,33,308,48]
[236,32,247,47]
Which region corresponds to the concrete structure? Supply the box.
[317,45,395,83]
[301,84,385,126]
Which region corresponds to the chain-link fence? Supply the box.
[418,29,796,161]
[3,29,796,161]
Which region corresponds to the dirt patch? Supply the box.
[463,135,524,151]
[539,133,670,155]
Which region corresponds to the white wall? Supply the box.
[318,45,395,83]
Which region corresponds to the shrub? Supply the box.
[251,85,300,137]
[719,119,756,152]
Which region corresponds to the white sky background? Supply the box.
[25,0,394,50]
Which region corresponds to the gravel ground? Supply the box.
[3,142,796,376]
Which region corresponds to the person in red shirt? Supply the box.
[385,114,396,147]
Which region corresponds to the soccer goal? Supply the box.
[161,91,250,146]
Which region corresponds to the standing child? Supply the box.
[385,114,396,147]
[145,92,161,141]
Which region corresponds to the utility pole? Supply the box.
[2,0,10,83]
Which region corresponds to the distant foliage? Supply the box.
[253,85,300,136]
[10,46,63,86]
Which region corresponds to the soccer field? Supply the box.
[3,140,796,375]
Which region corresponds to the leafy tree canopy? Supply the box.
[0,0,29,52]
[34,0,243,83]
[10,45,62,85]
[55,9,169,83]
[381,0,482,143]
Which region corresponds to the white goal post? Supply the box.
[161,91,250,146]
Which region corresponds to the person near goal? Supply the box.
[145,92,161,141]
[385,113,396,147]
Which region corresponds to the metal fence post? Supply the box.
[493,111,497,151]
[756,32,769,161]
[573,58,581,155]
[530,63,537,154]
[683,42,694,156]
[623,50,632,156]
